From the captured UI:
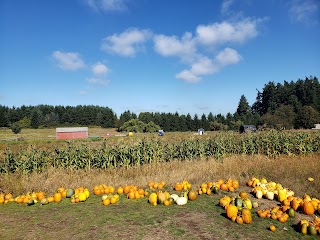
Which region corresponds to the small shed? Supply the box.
[198,128,205,135]
[56,127,88,140]
[239,125,257,134]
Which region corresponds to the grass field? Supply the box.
[0,128,319,239]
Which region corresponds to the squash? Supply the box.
[303,201,315,215]
[308,225,317,235]
[256,190,263,199]
[148,193,158,206]
[27,199,35,206]
[79,192,87,202]
[176,196,187,205]
[41,198,49,205]
[219,196,231,207]
[266,191,274,200]
[287,208,296,218]
[226,205,238,219]
[241,208,252,224]
[170,194,179,202]
[301,223,308,234]
[235,197,243,208]
[157,192,167,204]
[188,190,197,201]
[54,192,62,203]
[278,189,286,202]
[211,185,219,194]
[66,188,75,198]
[243,198,252,210]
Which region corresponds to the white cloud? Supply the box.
[288,0,319,25]
[52,51,85,71]
[196,18,261,45]
[87,62,110,85]
[101,28,152,57]
[85,0,127,12]
[215,47,241,66]
[176,48,241,83]
[92,62,109,75]
[221,0,234,15]
[153,32,196,62]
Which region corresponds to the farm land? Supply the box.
[0,128,319,239]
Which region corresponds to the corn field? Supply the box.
[1,131,319,174]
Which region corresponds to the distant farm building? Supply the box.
[198,128,205,135]
[56,127,88,140]
[312,124,320,130]
[239,125,257,134]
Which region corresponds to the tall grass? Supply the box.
[1,154,319,199]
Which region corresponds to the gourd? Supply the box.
[27,199,35,206]
[170,194,179,202]
[235,197,243,207]
[41,198,49,205]
[241,208,252,224]
[219,196,231,207]
[66,188,75,198]
[256,190,263,199]
[157,192,166,204]
[303,201,315,215]
[54,192,62,203]
[226,205,238,219]
[176,196,187,205]
[266,191,274,200]
[278,189,286,202]
[149,193,158,205]
[188,190,197,201]
[243,198,252,210]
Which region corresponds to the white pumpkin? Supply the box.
[256,190,263,199]
[170,194,179,202]
[176,196,187,205]
[266,191,274,200]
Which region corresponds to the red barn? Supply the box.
[56,127,88,140]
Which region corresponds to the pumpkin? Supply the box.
[79,192,87,202]
[239,191,248,199]
[157,192,167,204]
[41,198,49,205]
[175,183,183,191]
[219,196,231,207]
[235,197,243,208]
[266,191,274,200]
[278,189,286,202]
[211,185,219,194]
[54,192,62,203]
[226,205,238,219]
[243,198,252,210]
[220,183,228,191]
[241,208,252,224]
[176,196,187,206]
[188,190,197,201]
[170,194,179,202]
[148,193,157,205]
[255,190,263,199]
[303,201,315,215]
[66,188,75,198]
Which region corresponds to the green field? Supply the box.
[0,128,319,239]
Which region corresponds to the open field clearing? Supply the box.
[0,128,319,239]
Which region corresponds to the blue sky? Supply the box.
[1,0,319,117]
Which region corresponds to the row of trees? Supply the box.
[0,76,319,132]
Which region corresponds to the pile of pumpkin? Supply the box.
[219,192,255,224]
[0,186,90,205]
[248,177,320,235]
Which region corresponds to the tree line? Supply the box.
[0,76,319,132]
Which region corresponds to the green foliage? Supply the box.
[2,131,319,173]
[18,116,31,128]
[10,122,21,135]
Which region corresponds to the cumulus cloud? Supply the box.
[87,62,110,85]
[153,32,196,62]
[154,18,260,83]
[101,28,152,57]
[196,18,262,45]
[86,0,127,12]
[176,48,241,83]
[288,0,319,25]
[52,51,85,71]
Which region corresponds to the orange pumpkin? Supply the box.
[220,183,228,191]
[174,183,183,191]
[54,192,62,203]
[226,205,238,219]
[242,208,252,224]
[303,201,315,215]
